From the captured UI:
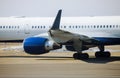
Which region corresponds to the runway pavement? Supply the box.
[0,43,120,78]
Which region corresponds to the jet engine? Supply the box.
[23,37,62,54]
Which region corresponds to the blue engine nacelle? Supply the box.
[23,37,62,55]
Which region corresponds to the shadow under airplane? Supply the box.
[81,56,120,64]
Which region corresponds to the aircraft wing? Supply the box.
[48,10,100,52]
[49,27,101,51]
[49,29,94,44]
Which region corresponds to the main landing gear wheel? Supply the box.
[95,51,111,58]
[73,53,89,59]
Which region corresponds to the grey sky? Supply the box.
[0,0,120,17]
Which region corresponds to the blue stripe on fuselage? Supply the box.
[93,37,120,45]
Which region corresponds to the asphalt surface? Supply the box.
[0,43,120,78]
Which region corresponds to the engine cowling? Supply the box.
[23,37,62,55]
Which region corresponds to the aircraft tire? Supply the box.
[73,53,89,59]
[95,51,111,58]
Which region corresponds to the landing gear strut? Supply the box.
[73,53,89,59]
[95,45,111,58]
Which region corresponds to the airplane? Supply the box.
[0,10,120,59]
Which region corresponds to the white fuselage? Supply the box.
[0,16,120,41]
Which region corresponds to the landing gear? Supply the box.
[72,39,89,59]
[95,51,111,58]
[73,53,89,59]
[95,45,111,58]
[72,40,111,59]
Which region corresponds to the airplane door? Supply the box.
[24,24,30,34]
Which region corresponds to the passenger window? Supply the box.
[106,25,108,28]
[103,25,105,28]
[76,26,77,28]
[116,25,118,28]
[97,25,99,28]
[64,26,66,28]
[88,25,89,28]
[110,25,112,28]
[3,26,5,28]
[69,26,71,28]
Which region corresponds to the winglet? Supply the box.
[50,9,62,30]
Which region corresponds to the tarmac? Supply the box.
[0,43,120,78]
